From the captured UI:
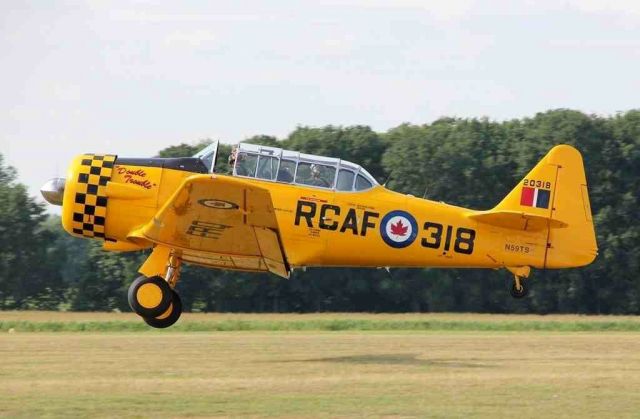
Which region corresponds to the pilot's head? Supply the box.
[310,164,321,178]
[228,146,238,164]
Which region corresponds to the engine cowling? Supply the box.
[60,154,117,239]
[42,152,201,252]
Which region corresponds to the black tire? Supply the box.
[144,290,182,329]
[127,276,173,318]
[510,281,529,299]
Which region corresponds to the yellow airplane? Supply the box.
[41,141,597,328]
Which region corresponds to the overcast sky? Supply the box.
[2,0,639,204]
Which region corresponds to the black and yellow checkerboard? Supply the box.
[71,154,116,239]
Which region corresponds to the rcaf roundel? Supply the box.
[380,210,418,248]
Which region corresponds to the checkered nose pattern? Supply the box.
[71,154,116,239]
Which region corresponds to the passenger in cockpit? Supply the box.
[277,166,293,183]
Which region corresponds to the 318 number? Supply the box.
[421,222,476,255]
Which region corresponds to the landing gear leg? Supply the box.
[165,253,182,289]
[506,266,531,299]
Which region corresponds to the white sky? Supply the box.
[1,0,639,204]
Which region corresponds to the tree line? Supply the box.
[1,109,638,313]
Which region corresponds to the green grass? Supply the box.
[1,329,640,418]
[2,311,640,332]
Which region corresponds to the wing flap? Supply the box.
[180,250,265,272]
[254,227,289,278]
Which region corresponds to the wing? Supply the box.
[130,174,289,278]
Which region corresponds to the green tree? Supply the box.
[284,126,388,182]
[157,139,212,158]
[69,241,144,311]
[0,154,65,309]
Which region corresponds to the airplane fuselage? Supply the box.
[54,154,590,274]
[252,179,546,270]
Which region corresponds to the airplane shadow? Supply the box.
[274,353,492,368]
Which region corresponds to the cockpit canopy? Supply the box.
[230,143,379,192]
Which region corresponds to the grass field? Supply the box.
[1,312,640,418]
[3,311,640,332]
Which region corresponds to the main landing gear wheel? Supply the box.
[128,275,173,318]
[144,290,182,329]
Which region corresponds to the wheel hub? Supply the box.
[136,283,163,309]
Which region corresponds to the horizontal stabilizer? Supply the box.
[468,210,567,231]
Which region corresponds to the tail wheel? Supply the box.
[144,290,182,329]
[510,280,529,299]
[128,276,173,318]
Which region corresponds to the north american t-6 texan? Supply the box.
[41,141,597,328]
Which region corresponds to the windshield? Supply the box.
[192,141,219,173]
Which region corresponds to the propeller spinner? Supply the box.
[40,178,66,206]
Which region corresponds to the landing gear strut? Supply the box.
[128,251,184,328]
[507,266,531,299]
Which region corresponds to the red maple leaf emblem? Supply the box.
[390,219,408,236]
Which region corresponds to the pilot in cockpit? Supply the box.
[228,146,237,167]
[229,146,253,177]
[308,164,331,188]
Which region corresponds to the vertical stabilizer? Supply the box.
[494,145,598,268]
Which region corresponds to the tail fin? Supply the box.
[472,145,598,268]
